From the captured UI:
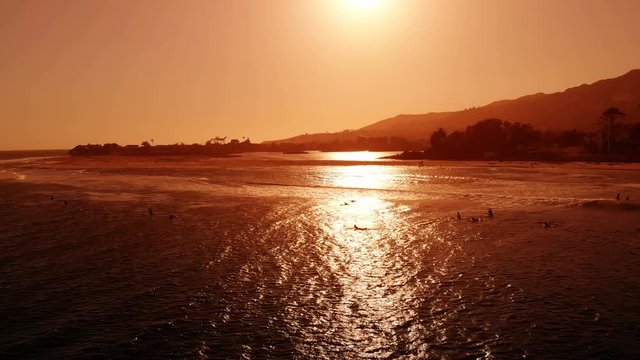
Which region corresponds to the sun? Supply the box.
[334,0,390,20]
[345,0,383,10]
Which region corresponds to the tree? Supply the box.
[141,141,151,147]
[628,123,640,150]
[443,131,465,158]
[465,118,508,154]
[508,122,540,150]
[599,107,625,153]
[556,129,585,148]
[430,128,447,148]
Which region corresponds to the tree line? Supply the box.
[68,137,324,156]
[69,107,640,160]
[419,107,640,161]
[68,136,425,156]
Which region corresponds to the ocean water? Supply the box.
[1,152,639,359]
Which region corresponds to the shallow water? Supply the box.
[1,153,639,359]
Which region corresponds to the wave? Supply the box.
[0,169,27,180]
[579,199,640,211]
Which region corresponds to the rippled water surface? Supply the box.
[1,153,639,359]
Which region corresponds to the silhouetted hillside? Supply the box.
[268,69,640,143]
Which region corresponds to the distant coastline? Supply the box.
[267,69,640,146]
[67,137,422,157]
[68,111,640,163]
[383,114,640,163]
[68,139,285,157]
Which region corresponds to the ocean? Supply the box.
[1,151,639,359]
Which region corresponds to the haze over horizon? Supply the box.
[2,0,640,150]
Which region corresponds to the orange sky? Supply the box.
[2,0,640,150]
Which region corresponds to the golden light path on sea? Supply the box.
[301,164,430,355]
[325,151,381,162]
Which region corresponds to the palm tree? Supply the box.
[599,107,625,153]
[213,136,227,145]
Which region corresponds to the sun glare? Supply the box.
[331,0,392,28]
[345,0,383,10]
[327,151,380,162]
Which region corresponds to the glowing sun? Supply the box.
[345,0,383,10]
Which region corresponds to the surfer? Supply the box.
[616,192,620,201]
[456,212,462,221]
[63,200,68,206]
[470,217,479,222]
[542,220,560,228]
[487,208,494,217]
[169,214,176,220]
[148,207,153,215]
[353,225,368,230]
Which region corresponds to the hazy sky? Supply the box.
[2,0,640,150]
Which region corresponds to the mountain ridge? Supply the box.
[266,69,640,144]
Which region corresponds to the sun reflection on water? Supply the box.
[325,151,381,162]
[306,164,429,355]
[326,165,396,190]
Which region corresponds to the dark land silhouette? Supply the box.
[68,108,640,162]
[268,69,640,145]
[69,70,640,161]
[68,137,426,156]
[69,138,262,157]
[389,108,640,161]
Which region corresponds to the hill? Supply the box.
[267,69,640,143]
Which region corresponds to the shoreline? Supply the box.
[382,151,640,164]
[3,153,640,173]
